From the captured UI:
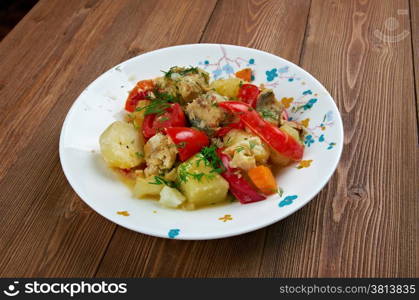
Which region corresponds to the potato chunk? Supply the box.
[209,77,244,99]
[133,176,163,198]
[99,121,144,169]
[178,155,229,207]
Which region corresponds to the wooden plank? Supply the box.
[410,0,419,131]
[95,0,311,277]
[258,0,418,277]
[0,0,217,277]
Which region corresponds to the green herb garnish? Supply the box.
[235,146,246,153]
[199,146,223,172]
[249,140,257,150]
[135,91,179,116]
[259,109,279,120]
[178,162,215,183]
[148,176,178,188]
[163,66,199,79]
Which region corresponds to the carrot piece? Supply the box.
[247,165,277,195]
[235,68,252,82]
[136,79,154,90]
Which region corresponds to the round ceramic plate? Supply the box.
[60,44,343,240]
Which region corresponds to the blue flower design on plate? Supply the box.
[277,66,289,73]
[302,98,317,110]
[304,135,315,147]
[325,110,334,122]
[319,134,325,142]
[303,89,312,95]
[168,229,180,238]
[327,142,336,150]
[279,195,298,207]
[248,58,255,65]
[222,64,234,75]
[266,68,278,81]
[212,68,222,79]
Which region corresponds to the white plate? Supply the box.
[60,44,343,240]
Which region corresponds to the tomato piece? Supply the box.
[125,80,154,112]
[165,127,209,161]
[237,84,260,108]
[142,103,186,139]
[214,120,245,137]
[219,101,304,161]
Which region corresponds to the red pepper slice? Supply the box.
[218,101,304,161]
[125,80,154,112]
[142,103,186,139]
[237,84,260,108]
[214,120,245,137]
[216,149,266,204]
[165,127,209,161]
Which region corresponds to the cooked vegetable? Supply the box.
[165,127,209,161]
[177,154,229,207]
[100,65,306,210]
[256,89,283,126]
[209,77,244,99]
[269,123,304,166]
[237,84,260,108]
[247,165,277,195]
[143,133,177,177]
[185,91,227,133]
[215,120,245,137]
[128,100,150,130]
[159,186,186,208]
[133,176,164,198]
[142,102,186,139]
[99,121,145,169]
[156,66,209,103]
[223,129,270,171]
[235,68,252,82]
[219,101,304,161]
[125,80,154,112]
[216,149,266,204]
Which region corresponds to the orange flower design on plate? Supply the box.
[117,211,130,216]
[281,97,294,108]
[296,160,313,169]
[218,214,233,222]
[300,118,310,128]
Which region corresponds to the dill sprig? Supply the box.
[135,91,179,116]
[199,146,224,174]
[178,162,215,183]
[163,66,199,79]
[148,176,179,189]
[259,109,279,120]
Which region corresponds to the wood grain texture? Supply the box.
[0,0,217,277]
[258,0,418,277]
[410,0,419,130]
[95,0,312,278]
[0,0,417,278]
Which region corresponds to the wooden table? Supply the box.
[0,0,417,278]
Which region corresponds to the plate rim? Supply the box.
[59,43,344,240]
